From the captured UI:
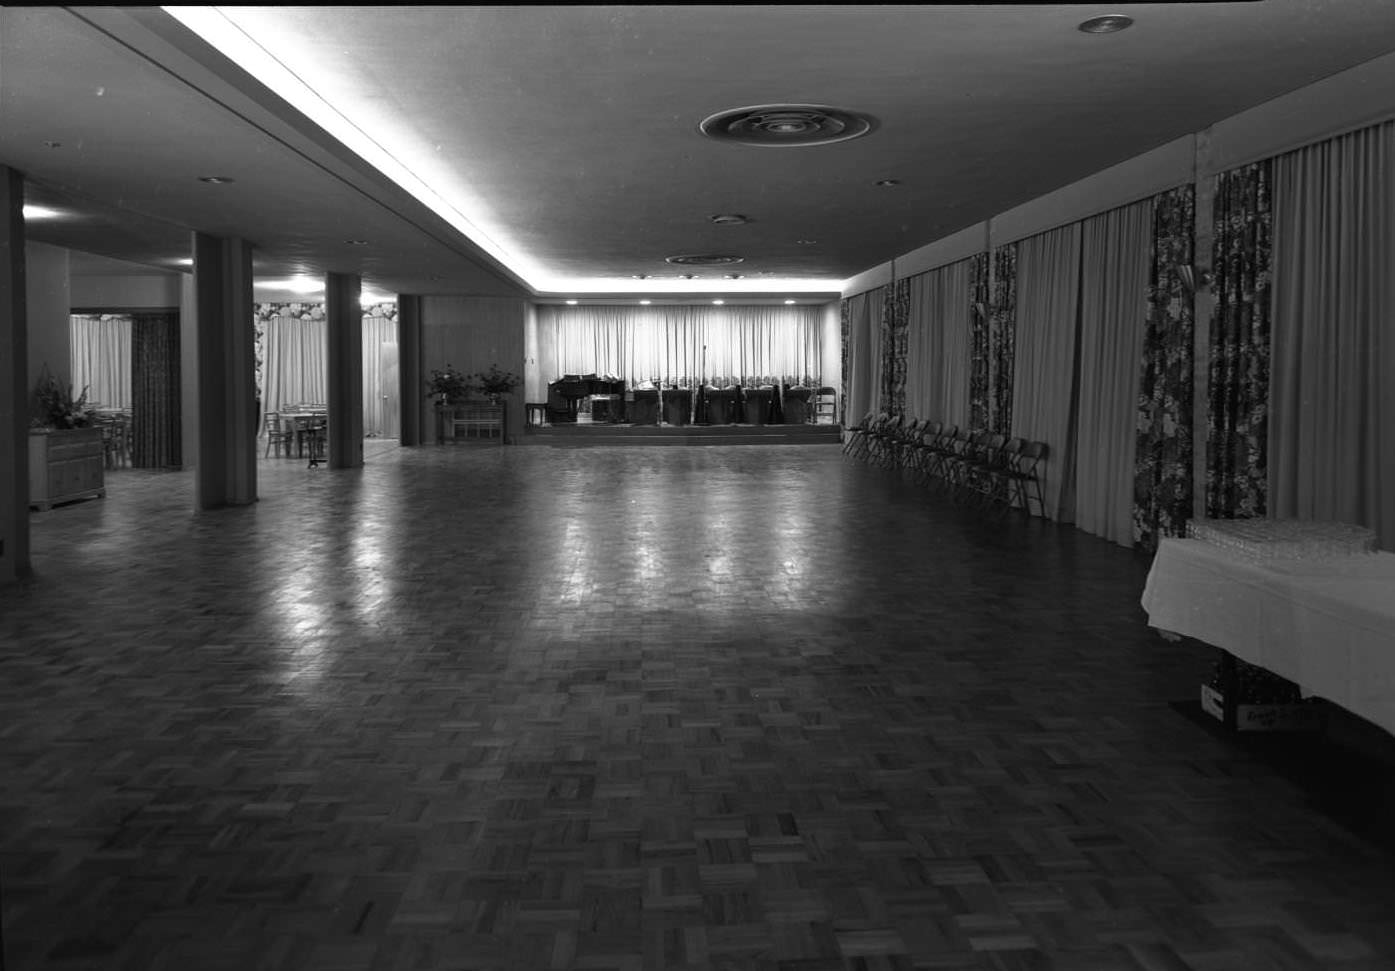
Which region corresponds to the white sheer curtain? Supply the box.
[843,288,884,424]
[904,259,972,427]
[362,314,398,438]
[1073,199,1152,546]
[1010,224,1083,522]
[70,314,132,409]
[536,304,824,387]
[1271,121,1395,549]
[260,315,327,414]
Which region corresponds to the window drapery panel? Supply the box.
[988,244,1018,435]
[1207,161,1273,520]
[880,279,910,417]
[362,313,400,440]
[1074,198,1152,548]
[536,304,826,391]
[130,312,181,469]
[1134,185,1196,551]
[968,252,990,431]
[840,300,851,424]
[1010,225,1082,522]
[905,258,972,429]
[842,288,884,427]
[1271,121,1395,550]
[259,312,328,416]
[70,314,132,411]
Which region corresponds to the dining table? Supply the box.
[1141,531,1395,736]
[281,408,328,462]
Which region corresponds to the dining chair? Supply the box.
[263,412,294,458]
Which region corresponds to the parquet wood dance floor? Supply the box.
[3,442,1393,970]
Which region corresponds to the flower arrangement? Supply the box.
[31,365,95,430]
[474,363,521,398]
[426,363,472,403]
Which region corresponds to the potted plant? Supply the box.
[474,363,521,404]
[29,365,105,509]
[31,364,96,430]
[425,363,472,405]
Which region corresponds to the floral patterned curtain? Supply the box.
[968,252,990,431]
[130,312,181,468]
[989,243,1018,434]
[880,278,910,418]
[840,299,850,424]
[1133,185,1196,551]
[1207,162,1273,519]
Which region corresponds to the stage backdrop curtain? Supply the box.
[1134,185,1196,551]
[968,252,990,430]
[130,312,181,468]
[842,288,884,426]
[905,258,972,428]
[1207,161,1273,520]
[536,304,825,391]
[1010,224,1082,521]
[1271,121,1395,550]
[989,244,1018,434]
[1073,198,1152,547]
[70,314,132,410]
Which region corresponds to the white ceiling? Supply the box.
[6,3,1395,303]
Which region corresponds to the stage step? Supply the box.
[522,423,842,447]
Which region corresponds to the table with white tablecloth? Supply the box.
[1141,536,1395,736]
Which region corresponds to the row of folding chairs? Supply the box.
[844,413,1047,517]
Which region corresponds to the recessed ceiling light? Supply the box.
[198,176,235,184]
[565,299,578,305]
[710,214,749,225]
[639,300,652,306]
[1078,14,1134,34]
[21,205,62,220]
[784,299,797,305]
[712,300,725,306]
[875,179,901,187]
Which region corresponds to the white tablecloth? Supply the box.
[1141,538,1395,735]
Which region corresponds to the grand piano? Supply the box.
[546,373,626,423]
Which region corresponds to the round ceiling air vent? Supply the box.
[699,104,876,147]
[665,254,745,266]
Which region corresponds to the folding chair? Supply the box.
[843,410,877,456]
[1004,440,1048,516]
[907,421,942,482]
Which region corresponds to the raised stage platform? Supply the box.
[522,423,843,447]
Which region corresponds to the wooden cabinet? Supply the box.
[435,402,506,444]
[29,428,106,510]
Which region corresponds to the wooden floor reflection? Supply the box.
[4,441,1394,970]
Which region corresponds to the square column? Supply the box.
[1,166,29,582]
[397,295,422,446]
[192,232,257,508]
[325,272,363,468]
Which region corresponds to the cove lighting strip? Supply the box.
[162,6,545,285]
[161,6,847,296]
